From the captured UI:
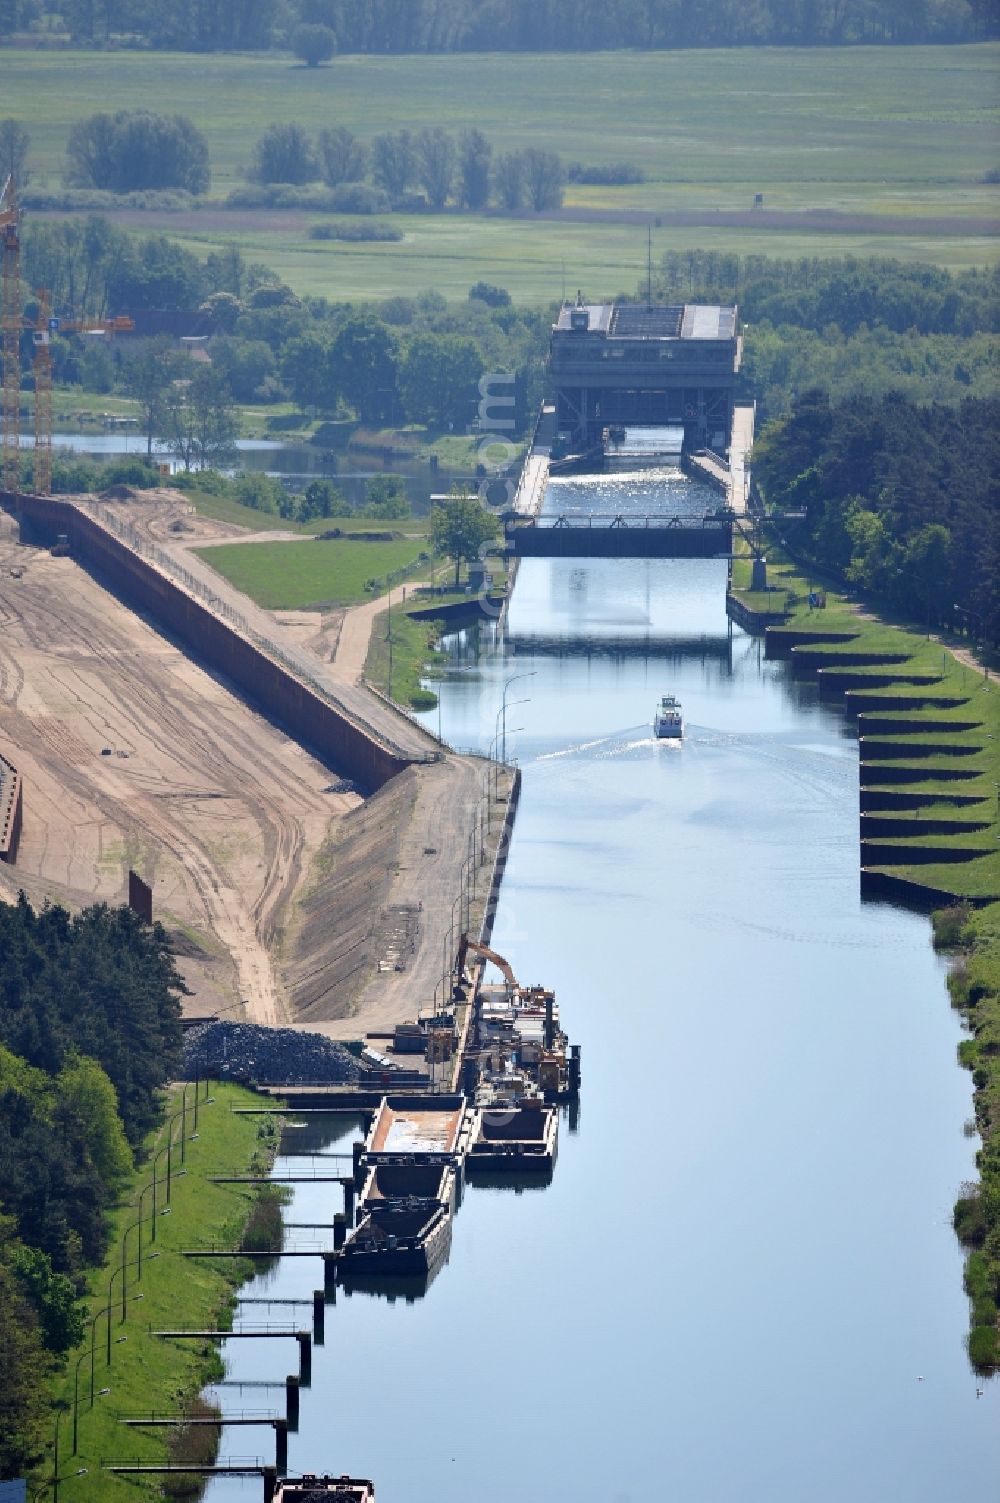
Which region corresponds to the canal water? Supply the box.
[33,431,446,511]
[202,468,996,1502]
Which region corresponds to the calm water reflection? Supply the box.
[202,497,996,1501]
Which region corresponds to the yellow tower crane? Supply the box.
[1,177,134,497]
[30,293,133,495]
[1,174,21,495]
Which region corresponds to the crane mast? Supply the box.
[0,177,133,497]
[1,174,21,495]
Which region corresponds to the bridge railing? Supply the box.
[512,511,734,531]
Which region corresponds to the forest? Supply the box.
[0,896,185,1474]
[754,391,1000,643]
[2,0,997,49]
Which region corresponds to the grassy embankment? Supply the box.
[364,564,509,711]
[193,533,432,609]
[731,547,1000,1369]
[4,45,997,295]
[43,1081,283,1503]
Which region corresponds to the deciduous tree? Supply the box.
[248,123,319,185]
[292,21,336,65]
[65,110,210,193]
[318,126,367,186]
[431,491,500,586]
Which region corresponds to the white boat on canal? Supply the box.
[654,694,683,739]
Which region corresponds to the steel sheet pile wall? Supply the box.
[5,492,413,791]
[0,752,22,863]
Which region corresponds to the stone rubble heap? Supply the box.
[183,1020,370,1085]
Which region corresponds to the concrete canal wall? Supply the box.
[5,490,419,792]
[755,621,997,907]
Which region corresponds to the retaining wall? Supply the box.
[859,789,987,812]
[844,692,970,713]
[725,593,787,634]
[860,814,991,839]
[859,762,982,787]
[857,716,979,737]
[764,628,858,658]
[859,738,982,761]
[860,869,995,911]
[479,768,522,950]
[860,841,991,867]
[5,491,420,792]
[0,754,22,863]
[790,649,910,671]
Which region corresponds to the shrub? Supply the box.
[932,903,973,950]
[163,1397,223,1499]
[567,160,646,185]
[23,187,196,212]
[308,220,402,242]
[968,1325,998,1370]
[329,182,391,214]
[240,1185,285,1253]
[955,1188,987,1247]
[226,182,389,213]
[469,281,511,307]
[964,1251,993,1299]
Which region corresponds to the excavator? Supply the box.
[454,933,518,994]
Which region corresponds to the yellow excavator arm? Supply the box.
[455,933,518,988]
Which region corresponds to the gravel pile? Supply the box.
[183,1021,371,1085]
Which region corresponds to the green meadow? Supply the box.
[194,534,430,608]
[4,44,998,296]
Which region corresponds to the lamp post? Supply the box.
[500,671,535,764]
[71,1351,110,1454]
[953,602,984,654]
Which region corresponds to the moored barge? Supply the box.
[466,1100,559,1182]
[271,1477,375,1503]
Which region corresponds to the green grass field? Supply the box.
[194,534,430,607]
[47,1082,280,1503]
[6,44,998,295]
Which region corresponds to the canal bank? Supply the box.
[200,463,996,1503]
[42,1082,283,1503]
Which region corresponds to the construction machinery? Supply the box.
[454,933,518,993]
[29,292,133,495]
[1,174,21,495]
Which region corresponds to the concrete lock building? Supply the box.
[549,297,742,453]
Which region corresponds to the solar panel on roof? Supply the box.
[609,304,684,339]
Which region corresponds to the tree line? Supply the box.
[754,391,999,643]
[650,249,1000,423]
[0,895,185,1475]
[245,123,566,212]
[6,111,568,213]
[3,0,997,49]
[17,220,547,445]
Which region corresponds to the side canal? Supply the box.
[203,467,997,1502]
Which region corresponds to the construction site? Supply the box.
[0,173,514,1048]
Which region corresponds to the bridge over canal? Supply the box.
[505,509,735,558]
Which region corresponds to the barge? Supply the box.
[363,1094,473,1169]
[340,1199,452,1282]
[466,1100,559,1182]
[339,1158,457,1285]
[272,1478,375,1503]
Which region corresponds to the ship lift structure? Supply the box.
[1,175,133,497]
